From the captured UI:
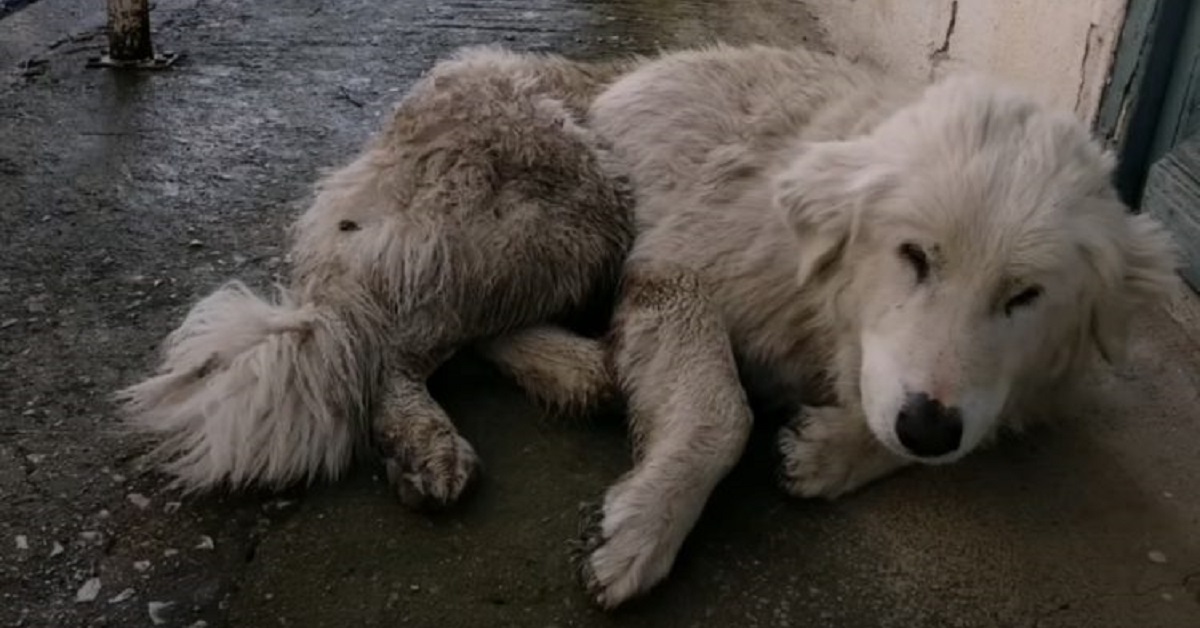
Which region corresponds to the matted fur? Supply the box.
[117,45,633,498]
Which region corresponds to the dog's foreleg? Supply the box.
[374,370,480,509]
[776,405,910,499]
[576,264,753,609]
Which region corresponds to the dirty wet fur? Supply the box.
[116,45,635,505]
[118,43,1181,609]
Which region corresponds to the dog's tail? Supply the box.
[116,280,381,492]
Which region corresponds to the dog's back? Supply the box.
[588,44,914,227]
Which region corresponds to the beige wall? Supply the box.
[807,0,1128,125]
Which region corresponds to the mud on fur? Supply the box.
[116,45,636,506]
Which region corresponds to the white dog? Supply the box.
[575,43,1179,607]
[116,44,1180,609]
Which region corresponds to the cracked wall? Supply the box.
[805,0,1127,125]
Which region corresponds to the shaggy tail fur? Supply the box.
[116,281,379,492]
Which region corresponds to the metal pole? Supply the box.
[106,0,153,62]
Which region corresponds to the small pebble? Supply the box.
[97,509,111,519]
[186,622,209,628]
[1148,550,1168,564]
[80,531,103,545]
[187,239,204,248]
[409,584,420,592]
[76,578,102,603]
[1161,592,1174,602]
[127,493,151,510]
[107,588,134,604]
[147,601,173,625]
[194,535,214,550]
[50,541,64,557]
[163,502,181,514]
[132,560,151,572]
[163,548,179,558]
[24,453,45,464]
[264,499,293,512]
[15,535,28,550]
[111,474,127,484]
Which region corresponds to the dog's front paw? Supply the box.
[571,478,685,609]
[384,432,480,510]
[776,406,867,500]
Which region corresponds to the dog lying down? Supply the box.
[117,43,1180,608]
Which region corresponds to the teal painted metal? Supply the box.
[1101,0,1199,294]
[1101,0,1191,208]
[1144,134,1200,292]
[1147,0,1200,164]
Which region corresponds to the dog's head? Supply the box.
[774,74,1180,464]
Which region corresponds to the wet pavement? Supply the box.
[1,1,1199,627]
[0,1,38,21]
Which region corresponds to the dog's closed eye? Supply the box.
[1004,285,1042,316]
[898,242,930,283]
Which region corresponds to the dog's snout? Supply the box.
[895,393,962,458]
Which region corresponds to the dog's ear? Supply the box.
[773,139,895,286]
[1081,204,1180,364]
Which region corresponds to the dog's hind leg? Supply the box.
[575,262,753,609]
[777,405,910,499]
[374,360,480,510]
[479,325,616,418]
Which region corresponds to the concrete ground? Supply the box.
[1,1,1198,627]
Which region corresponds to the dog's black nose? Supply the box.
[895,393,962,458]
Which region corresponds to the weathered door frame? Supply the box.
[1097,0,1193,209]
[1098,0,1200,291]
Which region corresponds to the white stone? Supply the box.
[75,578,102,603]
[108,588,135,604]
[148,601,174,625]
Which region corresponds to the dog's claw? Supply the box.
[776,407,855,499]
[570,500,607,599]
[569,477,688,610]
[776,405,909,500]
[384,434,481,510]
